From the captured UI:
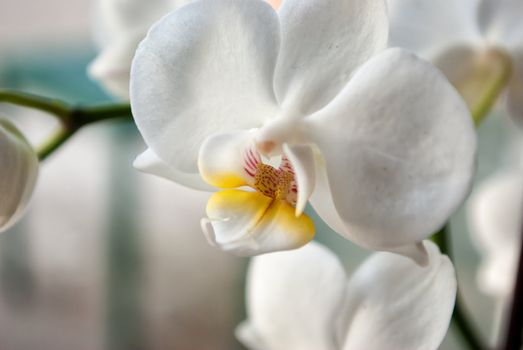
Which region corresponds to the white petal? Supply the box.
[235,322,269,350]
[237,241,346,350]
[478,253,518,298]
[467,171,522,297]
[89,32,142,99]
[478,0,523,49]
[507,49,523,124]
[134,148,213,191]
[281,143,315,216]
[387,0,481,59]
[274,0,388,115]
[131,0,280,177]
[198,130,259,189]
[340,241,456,350]
[468,172,523,253]
[202,189,314,256]
[387,242,429,267]
[90,0,179,97]
[0,119,39,232]
[308,48,476,251]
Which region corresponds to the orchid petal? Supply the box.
[0,119,39,232]
[89,32,142,98]
[468,172,523,253]
[90,0,178,97]
[387,0,481,59]
[308,48,476,251]
[340,241,456,350]
[237,241,345,350]
[274,0,388,115]
[386,242,429,267]
[198,130,260,189]
[478,254,518,298]
[478,0,523,50]
[236,323,268,350]
[202,190,314,256]
[281,143,315,216]
[131,0,280,182]
[134,148,213,191]
[467,172,522,297]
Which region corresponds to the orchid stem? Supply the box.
[0,89,133,160]
[0,90,69,118]
[500,203,523,350]
[36,127,72,161]
[434,225,487,350]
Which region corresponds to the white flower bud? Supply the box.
[0,118,39,232]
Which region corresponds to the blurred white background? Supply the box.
[0,0,91,49]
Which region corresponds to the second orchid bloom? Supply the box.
[238,240,456,350]
[388,0,523,124]
[130,0,477,260]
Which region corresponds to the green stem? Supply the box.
[0,89,133,159]
[433,225,487,350]
[0,90,69,120]
[471,70,510,126]
[78,104,133,124]
[36,127,73,161]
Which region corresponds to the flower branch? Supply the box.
[0,90,70,118]
[0,89,133,160]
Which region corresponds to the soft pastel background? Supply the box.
[0,0,516,349]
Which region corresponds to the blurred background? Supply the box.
[0,0,517,349]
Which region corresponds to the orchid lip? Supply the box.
[196,129,317,257]
[242,143,299,207]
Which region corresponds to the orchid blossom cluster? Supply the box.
[126,0,474,348]
[1,0,523,349]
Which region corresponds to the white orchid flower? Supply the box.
[237,240,457,350]
[89,0,190,98]
[467,170,522,299]
[89,0,281,98]
[387,0,523,123]
[0,118,39,232]
[130,0,476,261]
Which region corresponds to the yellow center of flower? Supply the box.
[254,163,294,202]
[201,141,315,252]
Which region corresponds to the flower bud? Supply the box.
[0,118,39,232]
[435,46,513,125]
